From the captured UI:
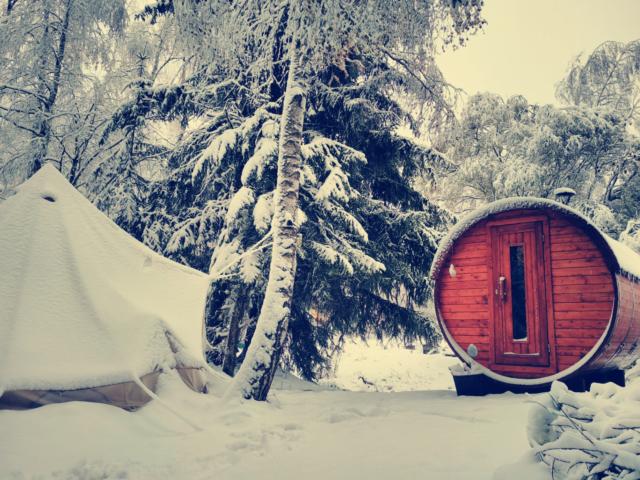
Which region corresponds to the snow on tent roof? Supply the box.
[0,165,210,391]
[429,197,640,282]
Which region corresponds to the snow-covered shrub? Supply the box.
[528,381,640,479]
[620,220,640,255]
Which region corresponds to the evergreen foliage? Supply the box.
[132,67,451,379]
[109,0,477,379]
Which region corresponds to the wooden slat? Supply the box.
[438,288,488,298]
[556,320,609,329]
[551,241,599,252]
[447,327,489,337]
[550,226,584,236]
[551,274,612,286]
[456,342,490,351]
[446,256,487,267]
[441,311,490,320]
[554,302,613,312]
[557,347,590,356]
[553,284,614,294]
[440,272,488,283]
[553,292,613,303]
[450,247,488,260]
[549,218,573,227]
[456,233,487,246]
[439,296,489,305]
[550,234,586,244]
[440,304,488,313]
[446,264,487,274]
[437,281,490,291]
[551,248,604,262]
[554,310,611,320]
[552,266,610,277]
[556,337,600,348]
[554,328,606,339]
[453,335,489,345]
[552,258,607,269]
[442,319,488,329]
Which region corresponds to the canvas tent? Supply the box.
[0,165,212,409]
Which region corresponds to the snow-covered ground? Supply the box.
[0,340,550,480]
[319,338,459,392]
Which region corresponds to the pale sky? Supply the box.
[437,0,640,106]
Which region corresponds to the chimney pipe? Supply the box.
[553,187,576,205]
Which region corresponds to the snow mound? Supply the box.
[527,380,640,479]
[0,165,210,391]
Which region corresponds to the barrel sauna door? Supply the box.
[488,218,551,368]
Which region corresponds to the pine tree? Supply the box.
[110,0,484,400]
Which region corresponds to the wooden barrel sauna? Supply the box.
[430,198,640,395]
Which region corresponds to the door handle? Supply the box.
[498,276,507,303]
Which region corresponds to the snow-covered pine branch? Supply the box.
[528,381,640,479]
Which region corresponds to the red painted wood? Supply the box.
[439,288,488,298]
[433,207,638,381]
[551,250,602,260]
[552,266,610,277]
[440,272,488,283]
[436,206,620,378]
[554,302,613,311]
[553,284,613,294]
[487,216,552,371]
[551,274,612,285]
[554,311,611,320]
[552,293,614,303]
[440,304,488,313]
[556,320,609,329]
[551,242,599,252]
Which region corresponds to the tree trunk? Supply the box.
[203,281,227,367]
[221,286,246,376]
[237,315,257,366]
[30,0,72,175]
[226,44,305,401]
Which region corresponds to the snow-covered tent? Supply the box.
[0,165,212,409]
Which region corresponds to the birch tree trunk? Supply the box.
[226,44,305,401]
[30,0,72,175]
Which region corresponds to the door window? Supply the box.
[509,244,527,340]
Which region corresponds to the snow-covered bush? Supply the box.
[528,381,640,479]
[620,220,640,255]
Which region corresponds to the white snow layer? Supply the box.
[320,339,458,392]
[430,196,640,281]
[500,379,640,479]
[0,165,210,390]
[0,358,545,480]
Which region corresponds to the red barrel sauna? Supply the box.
[430,198,640,395]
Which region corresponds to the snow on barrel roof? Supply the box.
[429,197,640,282]
[0,165,210,390]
